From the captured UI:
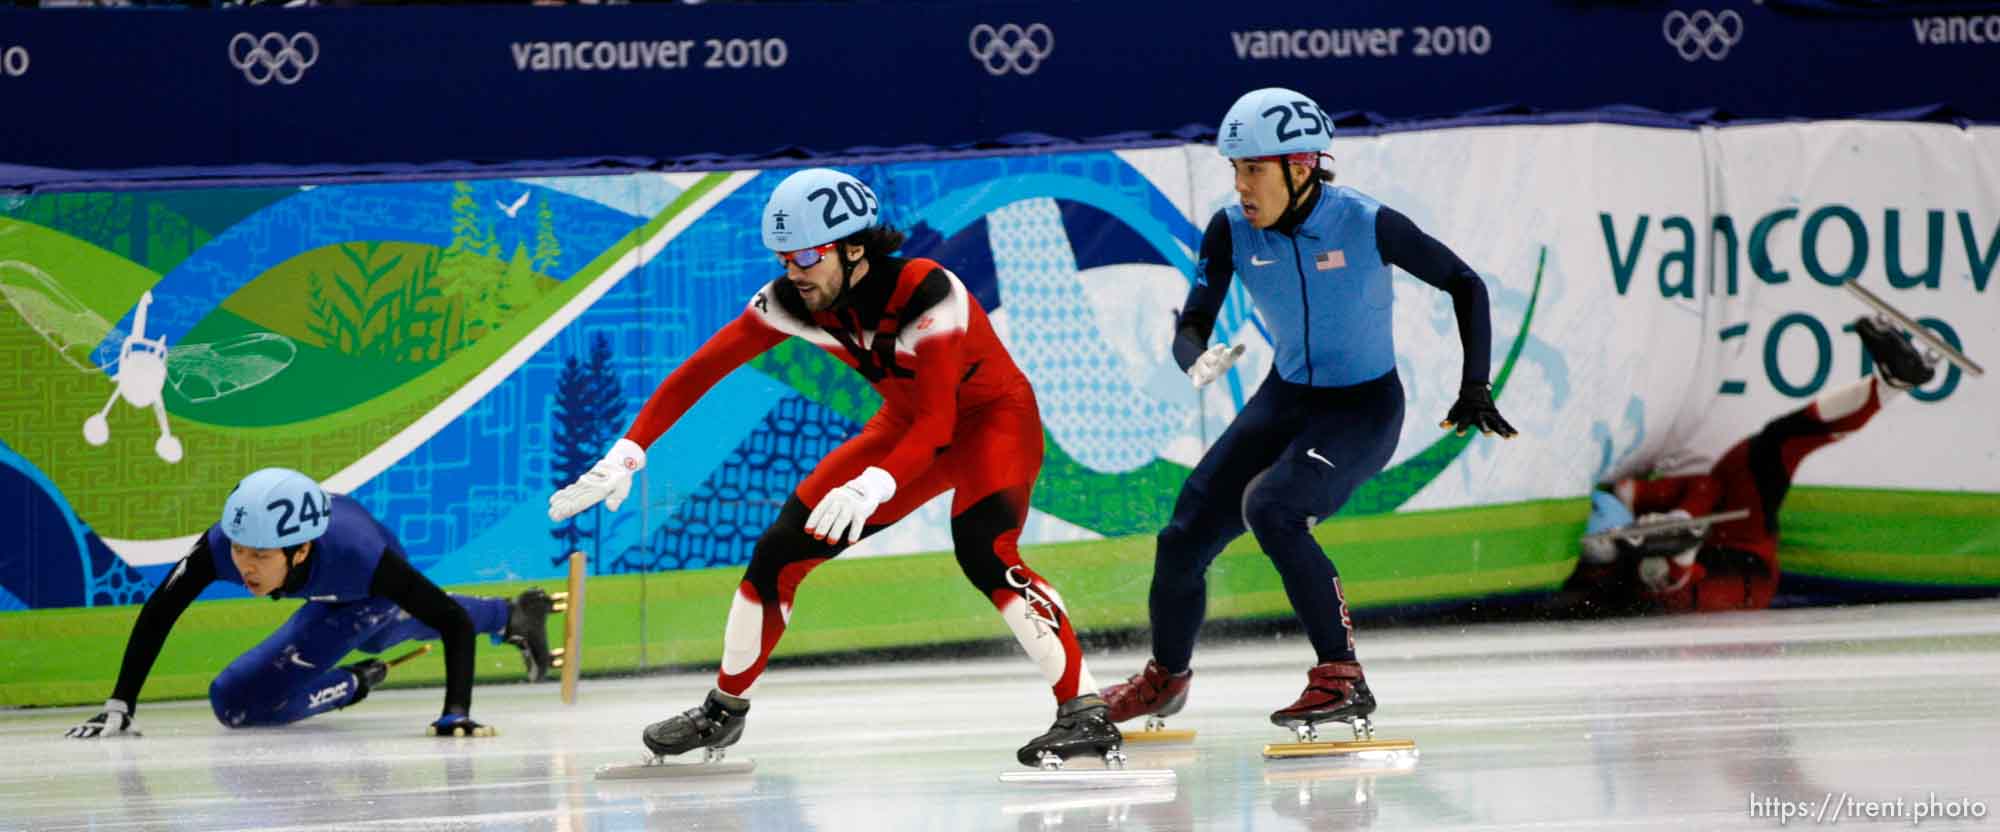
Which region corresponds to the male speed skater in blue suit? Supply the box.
[1102,87,1517,736]
[63,467,557,738]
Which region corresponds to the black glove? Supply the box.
[65,699,140,739]
[1440,384,1517,438]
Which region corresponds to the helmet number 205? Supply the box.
[806,182,877,228]
[266,492,323,538]
[1261,101,1329,143]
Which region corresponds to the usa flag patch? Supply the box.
[1315,249,1347,271]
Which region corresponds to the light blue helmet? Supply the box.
[761,168,881,252]
[222,467,331,549]
[1580,489,1637,562]
[1217,87,1334,160]
[1585,490,1636,535]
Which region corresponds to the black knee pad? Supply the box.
[742,496,837,595]
[950,492,1021,596]
[1745,413,1816,529]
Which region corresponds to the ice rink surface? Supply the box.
[6,599,2000,831]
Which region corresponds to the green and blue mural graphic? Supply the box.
[0,147,1542,613]
[4,128,1997,622]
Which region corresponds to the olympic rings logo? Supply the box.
[228,32,319,86]
[969,23,1053,76]
[1662,10,1743,62]
[1,46,28,78]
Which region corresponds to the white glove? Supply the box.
[548,438,646,522]
[65,699,138,739]
[1188,344,1245,389]
[806,467,896,545]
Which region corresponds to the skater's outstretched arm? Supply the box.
[368,550,483,733]
[549,299,789,522]
[623,307,790,449]
[66,541,218,738]
[1376,207,1513,438]
[1377,207,1492,389]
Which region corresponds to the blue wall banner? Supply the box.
[4,121,1997,611]
[2,0,1997,189]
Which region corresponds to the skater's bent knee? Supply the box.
[209,676,256,727]
[1242,496,1311,544]
[1155,522,1207,563]
[1154,530,1194,574]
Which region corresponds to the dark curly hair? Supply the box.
[841,225,908,258]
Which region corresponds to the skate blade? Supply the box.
[594,758,755,780]
[1264,746,1420,781]
[1580,509,1748,545]
[1263,738,1418,763]
[1120,728,1196,745]
[1844,280,1985,376]
[999,768,1178,789]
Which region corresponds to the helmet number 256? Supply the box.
[1262,101,1329,144]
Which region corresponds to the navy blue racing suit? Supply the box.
[107,495,510,726]
[1152,184,1493,670]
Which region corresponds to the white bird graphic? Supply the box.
[496,191,531,219]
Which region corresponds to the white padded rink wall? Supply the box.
[1170,121,2000,509]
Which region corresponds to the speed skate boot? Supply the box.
[502,588,556,682]
[1101,659,1192,724]
[643,689,749,758]
[1017,694,1124,769]
[1270,661,1377,740]
[1854,316,1937,389]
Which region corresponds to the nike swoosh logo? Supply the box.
[1305,448,1336,469]
[287,653,318,670]
[1250,256,1276,266]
